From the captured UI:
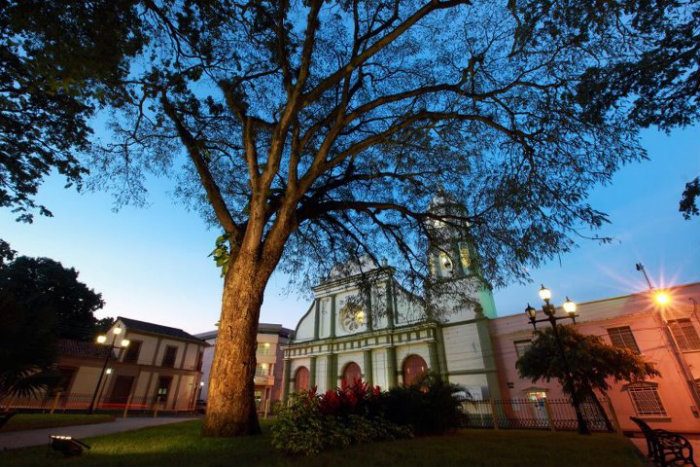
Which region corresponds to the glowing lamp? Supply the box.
[120,339,130,348]
[538,285,552,302]
[654,291,670,306]
[105,368,112,375]
[525,304,537,320]
[96,335,107,344]
[563,297,577,315]
[49,435,90,457]
[112,327,122,335]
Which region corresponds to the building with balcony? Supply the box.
[196,323,293,415]
[490,282,700,434]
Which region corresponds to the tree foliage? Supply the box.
[509,0,700,218]
[0,0,145,222]
[680,177,699,220]
[0,292,59,406]
[516,325,660,399]
[0,256,105,341]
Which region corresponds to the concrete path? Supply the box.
[0,417,197,450]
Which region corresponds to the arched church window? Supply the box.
[402,354,428,387]
[341,362,362,389]
[294,366,310,392]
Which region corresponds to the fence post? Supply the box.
[123,394,134,419]
[153,398,160,418]
[543,398,556,432]
[489,400,499,430]
[50,392,62,415]
[606,397,623,434]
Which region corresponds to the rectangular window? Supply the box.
[123,340,142,363]
[258,342,272,356]
[668,319,700,351]
[161,346,178,368]
[514,340,532,358]
[607,327,641,354]
[255,364,270,377]
[156,376,172,402]
[628,385,666,416]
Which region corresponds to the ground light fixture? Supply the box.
[49,435,90,457]
[525,285,590,435]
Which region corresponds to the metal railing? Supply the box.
[461,398,614,432]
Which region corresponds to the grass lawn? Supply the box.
[0,420,645,467]
[0,414,115,433]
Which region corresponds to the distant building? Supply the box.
[196,323,293,415]
[490,282,700,433]
[11,317,208,412]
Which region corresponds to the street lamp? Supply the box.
[525,285,590,435]
[88,327,129,414]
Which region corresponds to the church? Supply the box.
[282,197,502,401]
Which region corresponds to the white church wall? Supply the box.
[315,356,329,392]
[394,288,425,325]
[318,297,331,339]
[442,324,486,372]
[370,282,389,330]
[447,374,488,400]
[395,343,431,384]
[336,351,365,376]
[371,348,388,389]
[295,305,316,341]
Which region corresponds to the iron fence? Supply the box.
[461,398,614,432]
[2,392,195,415]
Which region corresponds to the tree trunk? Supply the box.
[201,252,272,437]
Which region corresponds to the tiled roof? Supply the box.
[117,317,207,344]
[58,339,112,359]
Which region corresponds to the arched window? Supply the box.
[341,362,362,389]
[294,366,310,392]
[402,354,428,387]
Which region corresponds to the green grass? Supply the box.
[1,414,115,433]
[0,420,645,467]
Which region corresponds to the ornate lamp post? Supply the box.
[526,285,590,435]
[88,327,130,414]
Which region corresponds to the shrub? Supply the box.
[383,373,468,435]
[271,382,411,456]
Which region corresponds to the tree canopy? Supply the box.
[509,0,700,218]
[0,0,144,222]
[0,256,106,341]
[516,325,660,398]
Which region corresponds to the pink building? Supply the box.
[490,282,700,434]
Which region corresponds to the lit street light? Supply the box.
[88,327,130,414]
[526,285,590,435]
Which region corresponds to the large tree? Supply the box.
[516,325,660,431]
[508,0,700,218]
[0,256,105,341]
[86,0,649,436]
[0,0,144,223]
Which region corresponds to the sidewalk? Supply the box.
[0,416,197,450]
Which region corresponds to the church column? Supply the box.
[363,350,373,386]
[386,345,398,388]
[428,333,441,376]
[330,295,337,338]
[282,359,292,404]
[309,356,317,388]
[326,353,337,390]
[313,300,320,340]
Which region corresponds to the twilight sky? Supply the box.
[1,126,698,334]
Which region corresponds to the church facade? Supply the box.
[282,199,502,401]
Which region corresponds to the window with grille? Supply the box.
[255,364,269,377]
[161,346,178,368]
[628,384,666,416]
[668,319,700,351]
[514,340,532,358]
[607,327,640,354]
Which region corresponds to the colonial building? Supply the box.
[196,323,293,415]
[490,282,700,433]
[8,317,208,412]
[282,197,502,401]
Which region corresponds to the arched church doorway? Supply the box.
[402,354,428,386]
[341,362,362,389]
[294,366,310,392]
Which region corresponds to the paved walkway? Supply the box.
[0,417,197,450]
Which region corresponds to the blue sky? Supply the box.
[1,126,698,334]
